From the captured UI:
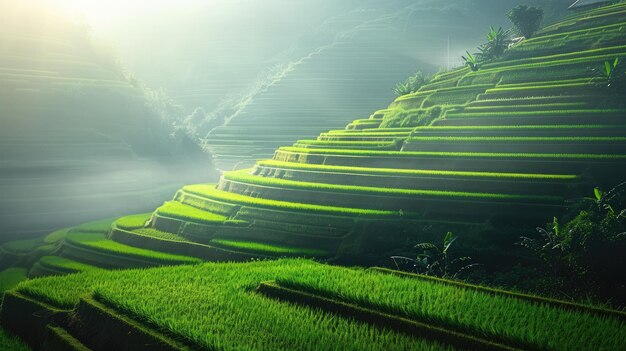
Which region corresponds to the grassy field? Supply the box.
[274,265,626,351]
[183,184,401,217]
[256,159,579,180]
[0,328,31,351]
[13,259,625,351]
[0,268,28,295]
[37,256,100,274]
[155,201,228,224]
[278,146,626,160]
[224,169,563,202]
[113,214,152,230]
[132,228,189,242]
[210,239,329,257]
[15,260,454,351]
[64,232,200,266]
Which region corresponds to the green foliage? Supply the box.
[0,268,28,294]
[155,201,228,224]
[211,239,328,257]
[38,256,100,273]
[183,184,400,217]
[519,184,626,303]
[597,57,626,93]
[1,239,40,254]
[224,169,561,202]
[392,232,478,279]
[43,228,71,244]
[461,51,480,71]
[114,213,152,230]
[476,26,512,62]
[17,260,451,351]
[408,136,626,143]
[65,232,200,265]
[280,146,626,160]
[392,71,429,96]
[0,328,30,351]
[257,159,579,180]
[274,263,626,351]
[507,5,544,39]
[133,228,189,242]
[74,218,116,233]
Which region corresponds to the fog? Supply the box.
[0,0,573,241]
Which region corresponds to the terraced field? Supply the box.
[5,2,623,267]
[1,3,626,350]
[173,3,626,259]
[2,260,624,350]
[201,1,525,171]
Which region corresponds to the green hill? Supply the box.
[188,0,572,170]
[2,2,626,350]
[52,1,624,263]
[5,1,625,267]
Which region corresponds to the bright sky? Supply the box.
[42,0,210,30]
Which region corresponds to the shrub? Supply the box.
[391,232,479,279]
[518,184,626,304]
[462,51,480,71]
[476,26,513,62]
[507,5,544,39]
[392,71,429,96]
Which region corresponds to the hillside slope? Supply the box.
[122,2,626,262]
[10,2,625,273]
[0,2,215,242]
[199,0,573,170]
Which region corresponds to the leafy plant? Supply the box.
[476,26,512,62]
[519,184,626,303]
[392,231,479,278]
[461,51,480,71]
[507,5,544,39]
[392,71,429,96]
[602,57,626,92]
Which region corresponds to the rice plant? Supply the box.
[15,260,454,351]
[64,232,200,265]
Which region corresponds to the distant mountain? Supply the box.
[0,1,217,241]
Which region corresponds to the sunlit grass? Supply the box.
[211,238,328,257]
[278,146,626,159]
[256,159,579,180]
[275,266,626,351]
[114,214,151,230]
[16,260,453,351]
[64,232,200,265]
[154,201,228,224]
[182,184,401,217]
[224,169,563,202]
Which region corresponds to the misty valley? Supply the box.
[0,1,625,350]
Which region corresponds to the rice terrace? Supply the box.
[1,0,626,350]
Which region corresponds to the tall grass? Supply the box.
[256,160,579,180]
[38,256,100,273]
[182,184,400,217]
[64,232,200,265]
[0,328,30,351]
[0,268,28,294]
[225,169,563,202]
[210,239,328,257]
[155,201,227,224]
[278,146,626,160]
[407,136,626,143]
[16,260,453,351]
[275,265,626,351]
[114,214,152,230]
